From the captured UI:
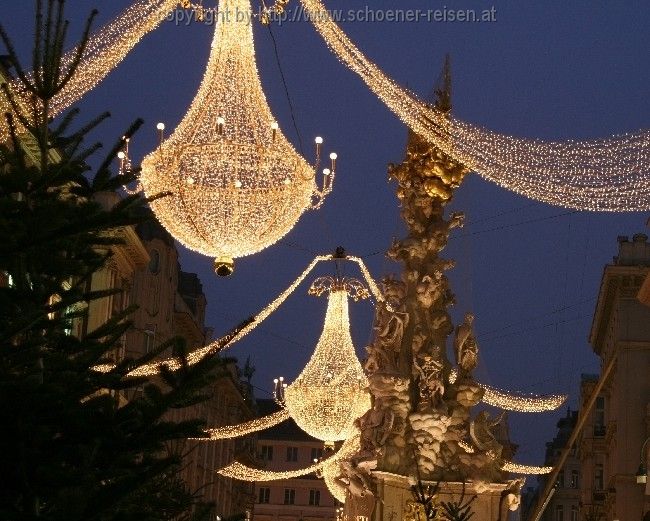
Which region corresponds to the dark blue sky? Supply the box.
[3,1,649,465]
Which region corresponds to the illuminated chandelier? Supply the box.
[274,276,371,444]
[139,0,335,276]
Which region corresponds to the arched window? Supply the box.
[148,249,160,273]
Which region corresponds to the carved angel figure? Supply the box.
[413,354,445,408]
[416,275,443,309]
[469,410,505,459]
[454,313,479,376]
[356,399,395,455]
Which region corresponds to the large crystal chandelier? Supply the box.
[140,0,334,276]
[275,277,371,444]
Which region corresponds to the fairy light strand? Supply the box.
[1,0,177,142]
[299,0,650,212]
[459,440,552,475]
[449,368,566,413]
[218,435,360,482]
[194,409,290,440]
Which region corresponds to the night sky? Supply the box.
[3,1,649,467]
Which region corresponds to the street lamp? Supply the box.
[636,436,649,484]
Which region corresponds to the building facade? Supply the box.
[126,212,257,518]
[587,233,650,520]
[253,399,340,521]
[576,374,606,521]
[523,410,581,521]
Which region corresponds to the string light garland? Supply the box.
[195,409,290,440]
[93,254,380,377]
[459,440,552,475]
[140,0,335,275]
[1,0,177,142]
[322,435,360,502]
[3,0,647,212]
[299,0,650,212]
[218,434,360,482]
[448,369,566,413]
[501,462,553,475]
[217,459,326,482]
[277,278,371,443]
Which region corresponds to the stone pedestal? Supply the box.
[371,472,510,521]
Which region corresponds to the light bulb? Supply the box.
[315,136,323,144]
[271,121,279,130]
[216,116,225,125]
[329,152,337,160]
[187,177,195,185]
[156,122,165,131]
[117,151,126,159]
[323,168,331,176]
[234,180,242,188]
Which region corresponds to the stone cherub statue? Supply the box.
[356,398,395,458]
[454,312,479,377]
[469,410,506,460]
[413,354,445,409]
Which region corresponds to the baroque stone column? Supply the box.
[340,71,511,520]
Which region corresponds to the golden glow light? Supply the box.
[2,0,176,142]
[501,462,553,475]
[140,0,333,269]
[282,280,371,442]
[321,436,360,502]
[449,369,566,413]
[93,255,381,377]
[299,0,650,212]
[195,409,290,440]
[218,434,360,482]
[459,440,552,475]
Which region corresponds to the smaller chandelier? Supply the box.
[274,277,371,444]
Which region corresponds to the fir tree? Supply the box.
[0,2,242,519]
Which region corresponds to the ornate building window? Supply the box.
[555,505,564,521]
[258,487,270,504]
[286,446,298,462]
[594,396,605,436]
[570,505,578,521]
[595,463,604,490]
[283,489,295,505]
[309,489,320,506]
[311,447,323,461]
[148,249,160,274]
[260,445,273,461]
[571,470,579,488]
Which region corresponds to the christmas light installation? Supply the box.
[275,277,371,443]
[3,0,648,212]
[458,440,552,475]
[93,254,382,377]
[1,0,177,142]
[449,369,566,413]
[299,0,650,212]
[92,253,565,425]
[139,0,335,276]
[218,434,360,482]
[197,408,290,440]
[501,462,553,475]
